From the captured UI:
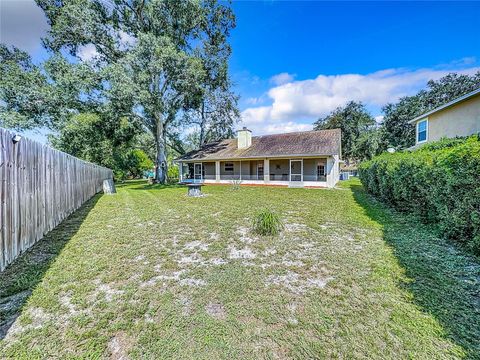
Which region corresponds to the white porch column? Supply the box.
[179,162,183,182]
[264,159,270,183]
[215,161,220,182]
[326,156,339,188]
[332,154,340,185]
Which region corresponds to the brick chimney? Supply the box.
[237,127,252,149]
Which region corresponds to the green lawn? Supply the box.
[1,180,479,359]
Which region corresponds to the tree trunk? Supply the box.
[162,123,169,180]
[199,101,206,148]
[154,118,167,184]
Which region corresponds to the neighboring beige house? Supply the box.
[409,88,480,146]
[176,128,341,188]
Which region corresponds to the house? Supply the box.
[340,162,358,180]
[409,88,480,146]
[175,127,341,188]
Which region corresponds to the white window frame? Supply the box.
[416,118,428,144]
[316,163,326,181]
[224,162,234,172]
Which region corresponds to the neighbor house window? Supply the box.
[417,119,428,143]
[224,162,234,172]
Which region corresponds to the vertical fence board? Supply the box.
[0,128,112,271]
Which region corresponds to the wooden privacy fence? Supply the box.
[0,128,113,271]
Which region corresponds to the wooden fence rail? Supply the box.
[0,128,113,271]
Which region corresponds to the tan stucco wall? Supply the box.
[415,94,480,144]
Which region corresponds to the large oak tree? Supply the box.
[1,0,238,183]
[314,101,378,161]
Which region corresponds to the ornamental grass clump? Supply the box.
[230,179,242,191]
[252,209,284,236]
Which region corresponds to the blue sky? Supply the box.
[229,1,480,134]
[1,0,480,140]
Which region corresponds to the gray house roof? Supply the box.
[408,87,480,124]
[176,129,341,162]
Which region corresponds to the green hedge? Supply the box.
[359,135,480,254]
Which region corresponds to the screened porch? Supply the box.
[179,158,329,186]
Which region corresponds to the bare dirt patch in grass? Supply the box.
[205,302,226,320]
[209,232,219,240]
[184,241,209,251]
[206,258,227,266]
[265,270,334,295]
[132,255,145,262]
[5,307,51,342]
[178,253,204,265]
[236,226,258,244]
[228,246,256,260]
[108,331,133,360]
[139,270,186,287]
[179,278,206,287]
[178,296,192,316]
[93,280,125,302]
[284,223,309,232]
[59,292,80,316]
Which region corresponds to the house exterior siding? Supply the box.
[412,91,480,145]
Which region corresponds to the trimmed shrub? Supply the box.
[359,135,480,254]
[252,209,284,236]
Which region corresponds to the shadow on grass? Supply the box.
[351,184,480,359]
[128,181,185,191]
[0,194,101,339]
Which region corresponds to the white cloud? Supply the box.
[461,57,477,65]
[270,72,295,86]
[78,31,136,60]
[241,106,272,124]
[241,64,480,135]
[441,56,477,67]
[257,122,313,134]
[77,44,99,61]
[374,115,384,124]
[245,96,264,105]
